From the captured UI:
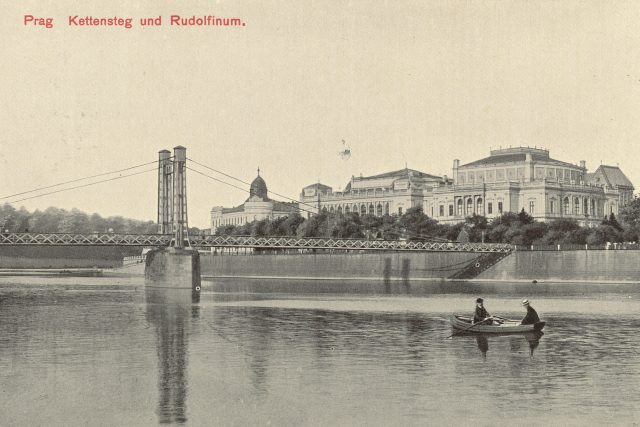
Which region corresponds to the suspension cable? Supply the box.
[188,158,321,212]
[187,166,317,216]
[0,159,158,201]
[5,168,157,204]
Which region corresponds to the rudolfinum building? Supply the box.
[299,169,452,219]
[426,147,634,226]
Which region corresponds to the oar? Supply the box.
[446,317,493,339]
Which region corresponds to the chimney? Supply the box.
[524,153,533,182]
[452,159,459,184]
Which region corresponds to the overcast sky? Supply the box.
[1,1,639,227]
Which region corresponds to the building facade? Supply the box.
[299,168,451,218]
[210,170,298,233]
[425,147,634,226]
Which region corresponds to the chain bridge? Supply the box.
[0,232,513,252]
[0,146,514,255]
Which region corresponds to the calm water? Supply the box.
[1,277,640,426]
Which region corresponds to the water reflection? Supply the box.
[145,286,199,424]
[456,331,544,358]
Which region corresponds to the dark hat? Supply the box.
[476,298,484,303]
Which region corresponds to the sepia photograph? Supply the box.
[1,1,639,425]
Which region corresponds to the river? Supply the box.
[1,276,639,426]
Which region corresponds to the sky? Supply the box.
[1,1,639,228]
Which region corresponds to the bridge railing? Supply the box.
[189,235,513,252]
[0,232,514,252]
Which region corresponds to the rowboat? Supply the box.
[450,315,546,334]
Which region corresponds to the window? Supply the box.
[449,204,454,216]
[574,197,580,215]
[376,204,382,216]
[550,199,555,214]
[457,199,463,216]
[487,202,493,214]
[529,201,535,214]
[563,197,569,215]
[398,207,403,215]
[439,205,444,217]
[476,197,483,215]
[466,198,473,215]
[498,202,503,214]
[360,205,367,215]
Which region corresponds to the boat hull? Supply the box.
[450,315,545,334]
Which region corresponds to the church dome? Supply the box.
[249,169,268,200]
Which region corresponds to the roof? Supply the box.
[302,183,333,191]
[358,168,442,181]
[248,175,268,201]
[591,165,634,189]
[460,152,578,169]
[222,204,245,214]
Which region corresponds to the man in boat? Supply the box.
[473,298,494,324]
[520,299,540,325]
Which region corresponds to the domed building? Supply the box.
[211,169,299,232]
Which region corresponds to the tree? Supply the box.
[619,197,640,228]
[465,214,488,242]
[397,207,438,240]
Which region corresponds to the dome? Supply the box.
[249,169,268,200]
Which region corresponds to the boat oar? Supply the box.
[446,317,493,339]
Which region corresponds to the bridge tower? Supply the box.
[157,149,173,234]
[146,146,200,295]
[171,146,189,248]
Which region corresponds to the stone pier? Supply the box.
[144,247,201,292]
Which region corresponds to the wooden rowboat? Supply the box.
[451,315,546,334]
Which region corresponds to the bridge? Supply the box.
[0,232,513,252]
[0,146,514,254]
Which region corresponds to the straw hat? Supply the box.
[522,299,530,306]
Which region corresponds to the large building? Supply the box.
[299,168,452,218]
[210,169,298,232]
[425,147,634,225]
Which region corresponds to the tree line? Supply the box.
[0,204,199,235]
[215,197,640,246]
[2,197,639,245]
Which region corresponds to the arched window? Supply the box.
[574,197,580,215]
[466,198,473,216]
[384,203,390,215]
[563,197,570,215]
[360,205,367,216]
[457,199,463,216]
[337,206,343,214]
[376,204,383,216]
[550,199,555,214]
[583,197,588,215]
[345,206,350,214]
[591,199,596,216]
[329,206,335,213]
[368,204,375,215]
[476,197,483,215]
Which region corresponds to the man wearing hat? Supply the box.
[473,298,493,324]
[520,299,540,325]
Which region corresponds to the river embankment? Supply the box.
[478,250,640,283]
[198,250,639,284]
[0,246,139,268]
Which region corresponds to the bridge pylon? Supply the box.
[146,146,200,295]
[157,149,173,235]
